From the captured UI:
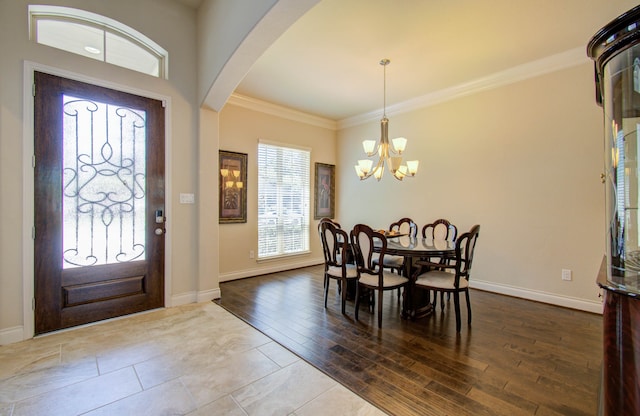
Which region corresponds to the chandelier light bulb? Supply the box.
[373,166,384,181]
[392,137,407,154]
[363,140,376,155]
[406,160,419,176]
[358,159,373,174]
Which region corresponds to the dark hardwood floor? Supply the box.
[215,265,602,416]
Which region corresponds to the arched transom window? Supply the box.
[29,5,168,78]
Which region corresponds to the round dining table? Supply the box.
[379,235,456,319]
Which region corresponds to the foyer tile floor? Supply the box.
[0,302,385,416]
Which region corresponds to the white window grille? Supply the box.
[29,5,168,78]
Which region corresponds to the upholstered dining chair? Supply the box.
[412,224,480,332]
[373,217,417,298]
[318,217,345,266]
[422,218,457,243]
[420,218,458,309]
[319,219,357,313]
[350,224,409,328]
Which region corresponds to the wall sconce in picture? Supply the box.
[219,150,247,223]
[314,162,335,219]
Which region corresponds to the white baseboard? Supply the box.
[197,288,221,302]
[220,261,603,314]
[471,279,603,314]
[171,288,222,307]
[0,326,25,345]
[219,257,324,282]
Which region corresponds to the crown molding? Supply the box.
[338,46,589,129]
[226,93,337,130]
[226,47,588,131]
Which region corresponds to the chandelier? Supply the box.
[354,59,419,181]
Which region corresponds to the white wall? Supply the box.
[0,0,200,343]
[338,62,605,312]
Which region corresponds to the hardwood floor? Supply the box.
[215,265,603,416]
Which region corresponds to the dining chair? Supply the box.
[350,224,409,328]
[373,217,417,298]
[420,218,458,309]
[421,218,457,243]
[318,217,346,267]
[412,224,480,332]
[318,217,341,229]
[319,219,357,313]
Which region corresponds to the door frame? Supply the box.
[22,61,173,339]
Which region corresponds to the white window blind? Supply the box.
[258,141,310,259]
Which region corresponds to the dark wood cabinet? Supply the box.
[589,6,640,416]
[597,259,640,415]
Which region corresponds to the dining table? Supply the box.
[377,234,456,319]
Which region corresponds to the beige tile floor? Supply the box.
[0,302,386,416]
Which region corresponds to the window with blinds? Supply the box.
[257,141,310,259]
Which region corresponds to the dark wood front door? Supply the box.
[33,72,165,334]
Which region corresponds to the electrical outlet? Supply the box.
[562,269,572,281]
[249,250,254,259]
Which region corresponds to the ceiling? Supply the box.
[191,0,639,122]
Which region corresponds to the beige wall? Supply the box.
[338,62,605,309]
[0,0,615,343]
[197,0,277,107]
[218,103,336,280]
[0,0,201,341]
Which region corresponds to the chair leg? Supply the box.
[453,292,461,332]
[378,289,383,328]
[355,284,361,321]
[465,288,472,324]
[324,277,330,308]
[431,290,437,309]
[440,291,445,310]
[341,278,347,314]
[396,267,401,299]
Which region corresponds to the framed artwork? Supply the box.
[219,150,247,223]
[314,162,335,219]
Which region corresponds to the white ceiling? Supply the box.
[192,0,639,122]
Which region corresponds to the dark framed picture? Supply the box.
[314,162,335,219]
[219,150,247,223]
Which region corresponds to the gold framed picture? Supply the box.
[219,150,247,223]
[314,162,335,219]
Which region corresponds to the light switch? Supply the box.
[179,193,195,204]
